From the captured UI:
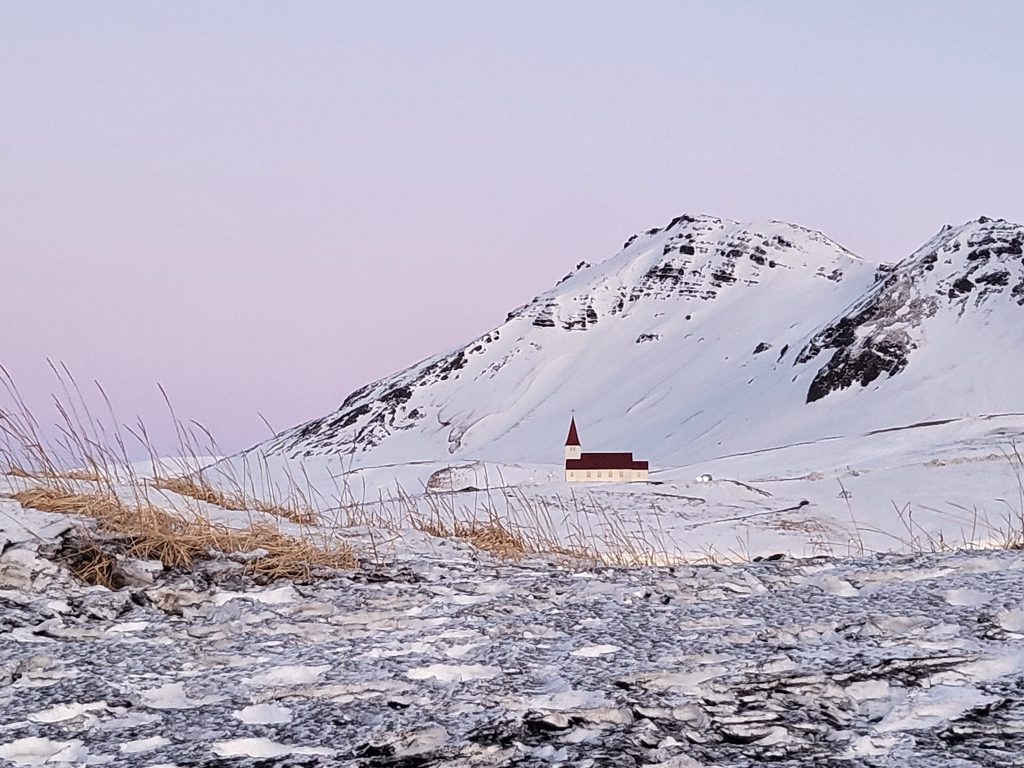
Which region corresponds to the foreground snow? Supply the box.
[191,411,1024,563]
[2,527,1024,765]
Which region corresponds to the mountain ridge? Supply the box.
[248,214,1024,470]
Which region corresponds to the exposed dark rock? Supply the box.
[875,264,897,281]
[711,269,736,284]
[976,270,1011,286]
[666,214,695,230]
[796,219,1024,402]
[806,335,911,403]
[330,403,372,431]
[380,386,412,406]
[950,277,974,297]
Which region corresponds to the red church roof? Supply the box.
[566,452,649,471]
[565,416,581,447]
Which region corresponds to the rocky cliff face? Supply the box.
[797,218,1024,403]
[248,215,1024,469]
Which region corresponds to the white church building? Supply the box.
[564,416,649,483]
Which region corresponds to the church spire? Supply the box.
[565,415,580,447]
[565,415,582,463]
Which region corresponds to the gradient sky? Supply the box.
[2,1,1023,455]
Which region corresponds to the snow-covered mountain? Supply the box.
[249,214,1024,471]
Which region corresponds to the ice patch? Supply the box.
[212,738,334,758]
[876,684,992,732]
[249,664,330,686]
[846,734,899,757]
[755,726,789,745]
[92,711,159,732]
[235,703,292,724]
[443,642,485,659]
[522,689,609,711]
[862,615,933,637]
[213,585,298,606]
[119,736,170,754]
[0,737,108,766]
[997,608,1024,633]
[139,682,223,709]
[571,644,620,658]
[944,588,994,606]
[448,593,493,605]
[359,642,434,659]
[644,667,727,691]
[27,701,107,723]
[106,621,149,634]
[405,664,501,682]
[818,575,860,597]
[942,654,1024,684]
[845,679,890,700]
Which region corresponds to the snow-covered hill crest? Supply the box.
[251,215,1024,470]
[798,217,1024,403]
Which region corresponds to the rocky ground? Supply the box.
[3,533,1024,768]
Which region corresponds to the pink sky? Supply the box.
[2,2,1022,455]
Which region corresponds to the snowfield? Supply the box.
[237,215,1024,472]
[193,214,1024,562]
[2,527,1024,766]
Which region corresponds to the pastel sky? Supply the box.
[2,1,1022,455]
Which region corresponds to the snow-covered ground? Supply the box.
[2,520,1024,766]
[176,410,1024,564]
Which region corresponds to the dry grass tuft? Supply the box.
[151,475,247,511]
[57,538,121,589]
[151,475,319,526]
[14,487,125,520]
[413,513,529,560]
[14,486,355,582]
[458,520,528,560]
[57,467,110,484]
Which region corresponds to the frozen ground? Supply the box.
[213,412,1024,563]
[2,517,1024,767]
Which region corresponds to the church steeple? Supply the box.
[565,415,581,460]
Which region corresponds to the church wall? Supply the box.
[565,468,647,483]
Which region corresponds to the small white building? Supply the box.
[564,417,649,483]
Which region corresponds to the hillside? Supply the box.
[248,214,1024,470]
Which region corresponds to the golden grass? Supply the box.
[58,538,120,589]
[14,486,355,582]
[150,474,318,526]
[152,475,247,510]
[412,513,529,560]
[57,468,107,483]
[3,466,110,485]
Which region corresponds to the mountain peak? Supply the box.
[246,214,1024,471]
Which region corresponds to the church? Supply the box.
[564,416,649,483]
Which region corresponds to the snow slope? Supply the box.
[202,214,1024,559]
[246,214,1024,470]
